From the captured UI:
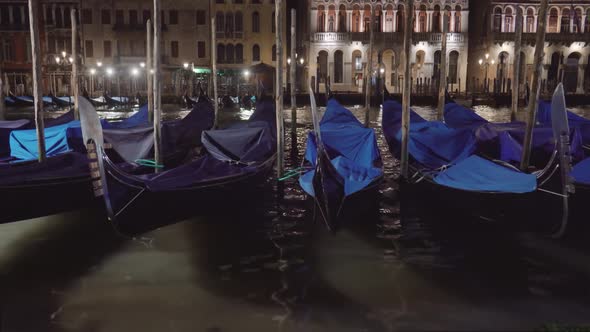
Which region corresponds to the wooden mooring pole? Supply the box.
[290,9,297,147]
[211,16,219,128]
[400,0,414,178]
[511,9,523,122]
[153,0,162,172]
[521,0,548,171]
[147,19,154,123]
[27,0,46,162]
[364,7,374,127]
[437,11,448,121]
[0,66,5,120]
[275,0,285,178]
[71,8,79,119]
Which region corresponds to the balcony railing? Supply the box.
[312,32,465,44]
[493,32,590,44]
[216,31,244,39]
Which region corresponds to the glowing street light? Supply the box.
[183,62,189,69]
[61,51,67,58]
[97,61,103,67]
[140,62,146,68]
[479,59,483,65]
[55,56,61,64]
[380,67,385,75]
[131,67,139,76]
[287,58,292,65]
[299,57,305,65]
[106,68,114,76]
[243,70,250,78]
[68,57,73,63]
[90,68,96,75]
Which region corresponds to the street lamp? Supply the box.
[106,68,114,77]
[183,62,189,69]
[97,61,103,67]
[140,62,146,68]
[287,58,292,65]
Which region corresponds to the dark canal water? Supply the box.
[1,103,590,331]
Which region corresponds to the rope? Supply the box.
[278,167,308,182]
[134,159,164,169]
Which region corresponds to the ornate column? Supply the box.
[393,10,397,32]
[450,10,455,32]
[534,14,538,32]
[557,13,562,32]
[360,11,364,32]
[581,15,587,33]
[501,14,506,32]
[383,9,387,32]
[427,10,433,32]
[348,10,352,32]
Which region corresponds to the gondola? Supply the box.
[299,87,383,232]
[444,100,588,168]
[0,95,214,223]
[50,94,74,108]
[383,85,572,237]
[104,94,126,107]
[4,96,17,107]
[86,92,276,234]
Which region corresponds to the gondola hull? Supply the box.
[102,155,276,234]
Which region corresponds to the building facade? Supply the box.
[469,0,590,95]
[307,0,470,94]
[1,0,286,98]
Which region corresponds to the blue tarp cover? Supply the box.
[0,120,30,157]
[444,103,488,129]
[9,122,80,160]
[434,155,537,193]
[571,157,590,185]
[300,99,382,197]
[103,105,149,129]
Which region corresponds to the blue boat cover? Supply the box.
[434,155,537,193]
[444,103,488,129]
[0,120,30,157]
[4,97,16,106]
[300,99,382,197]
[9,122,81,160]
[497,127,584,163]
[571,157,590,185]
[104,105,149,129]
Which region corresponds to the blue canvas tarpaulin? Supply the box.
[444,103,488,129]
[0,120,30,157]
[434,155,537,193]
[571,157,590,185]
[300,99,382,197]
[9,122,80,160]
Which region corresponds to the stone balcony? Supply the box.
[493,32,590,45]
[312,32,466,44]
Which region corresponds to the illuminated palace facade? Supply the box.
[307,0,470,93]
[470,0,590,95]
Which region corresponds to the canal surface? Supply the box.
[1,103,590,331]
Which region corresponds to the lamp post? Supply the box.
[478,53,495,93]
[287,53,305,93]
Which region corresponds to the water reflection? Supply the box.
[1,102,590,331]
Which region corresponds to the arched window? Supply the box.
[504,7,513,32]
[433,50,442,83]
[328,5,336,32]
[317,6,325,32]
[225,12,234,37]
[432,5,441,33]
[318,50,328,82]
[526,8,535,33]
[352,6,360,32]
[235,44,243,63]
[561,8,570,33]
[252,12,259,33]
[252,44,260,62]
[385,5,394,32]
[548,52,560,85]
[444,6,452,32]
[363,5,371,32]
[493,7,502,32]
[449,51,459,84]
[454,6,461,32]
[374,5,382,33]
[216,12,224,35]
[226,44,234,63]
[338,5,347,32]
[217,44,225,63]
[352,50,363,86]
[419,5,427,32]
[573,8,582,33]
[234,12,243,34]
[397,5,404,32]
[564,52,581,93]
[334,50,343,83]
[272,44,276,62]
[548,8,558,32]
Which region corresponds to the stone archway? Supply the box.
[564,52,581,93]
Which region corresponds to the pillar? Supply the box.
[581,15,587,33]
[450,10,455,33]
[577,64,585,93]
[501,14,506,32]
[557,13,562,32]
[534,14,538,32]
[427,10,433,32]
[393,10,397,32]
